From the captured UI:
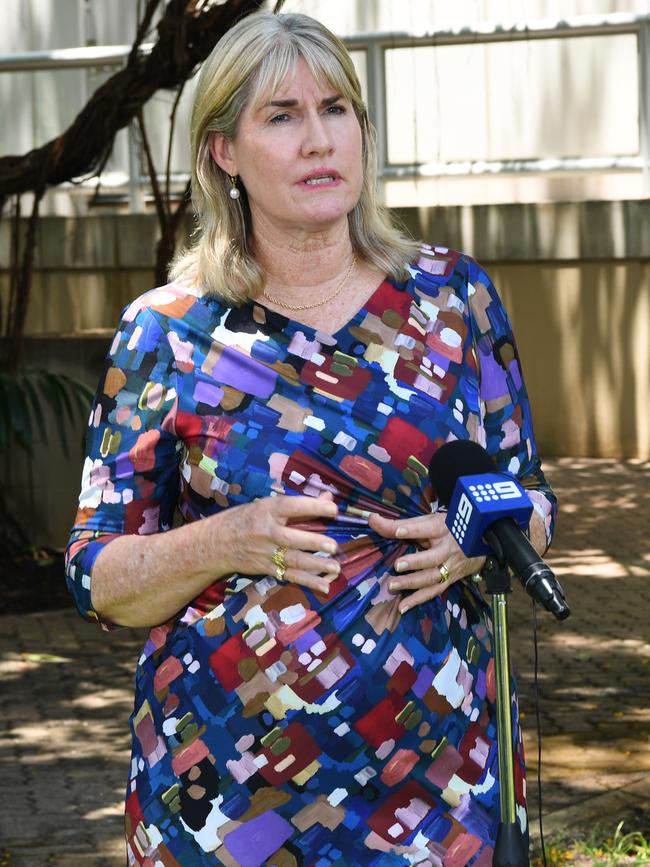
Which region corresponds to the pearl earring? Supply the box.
[229,175,240,200]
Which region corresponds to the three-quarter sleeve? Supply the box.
[65,300,181,628]
[467,259,557,549]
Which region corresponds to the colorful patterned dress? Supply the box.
[66,245,556,867]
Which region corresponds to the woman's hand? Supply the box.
[220,493,341,594]
[368,512,485,614]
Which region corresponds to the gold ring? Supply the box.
[439,563,451,583]
[272,545,288,581]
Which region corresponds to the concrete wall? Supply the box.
[1,204,649,548]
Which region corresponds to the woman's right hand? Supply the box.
[91,492,342,627]
[218,493,341,594]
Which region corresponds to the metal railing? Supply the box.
[346,13,650,184]
[1,11,649,206]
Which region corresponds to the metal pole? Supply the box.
[343,13,647,51]
[482,557,529,867]
[638,22,650,195]
[492,592,517,825]
[366,41,387,197]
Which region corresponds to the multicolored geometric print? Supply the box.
[66,245,556,866]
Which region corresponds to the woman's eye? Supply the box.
[326,104,346,115]
[270,113,290,125]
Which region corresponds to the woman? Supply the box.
[66,11,556,866]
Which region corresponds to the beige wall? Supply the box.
[2,207,649,462]
[493,261,650,461]
[7,258,648,461]
[2,208,649,548]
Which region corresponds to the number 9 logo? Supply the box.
[493,480,521,499]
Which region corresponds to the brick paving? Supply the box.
[1,459,649,866]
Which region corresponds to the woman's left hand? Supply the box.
[368,512,485,614]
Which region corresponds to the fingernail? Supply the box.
[323,543,337,555]
[395,527,407,538]
[399,603,409,614]
[327,565,340,578]
[389,581,399,593]
[319,582,330,594]
[395,560,407,572]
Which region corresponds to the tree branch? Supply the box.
[0,0,265,199]
[137,110,167,228]
[166,81,187,206]
[129,0,165,67]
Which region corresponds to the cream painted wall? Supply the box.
[4,251,649,550]
[4,258,648,461]
[491,261,650,461]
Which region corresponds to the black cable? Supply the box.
[533,600,547,867]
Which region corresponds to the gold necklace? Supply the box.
[261,255,356,311]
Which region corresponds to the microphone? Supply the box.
[429,440,570,620]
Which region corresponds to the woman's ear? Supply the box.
[208,132,237,176]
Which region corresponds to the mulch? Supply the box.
[1,550,72,615]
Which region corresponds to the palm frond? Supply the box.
[0,367,93,456]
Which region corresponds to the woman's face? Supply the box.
[211,57,364,237]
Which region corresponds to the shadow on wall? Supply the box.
[397,200,650,460]
[493,259,650,460]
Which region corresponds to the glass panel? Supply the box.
[140,81,196,177]
[0,68,86,155]
[385,34,639,166]
[349,49,367,104]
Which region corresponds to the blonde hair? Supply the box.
[171,11,419,303]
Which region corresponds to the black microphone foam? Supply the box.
[428,440,570,620]
[428,439,495,505]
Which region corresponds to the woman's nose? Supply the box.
[301,113,334,157]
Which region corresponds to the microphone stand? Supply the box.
[482,554,529,867]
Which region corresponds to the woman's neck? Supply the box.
[252,215,355,304]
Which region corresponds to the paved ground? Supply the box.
[1,458,649,866]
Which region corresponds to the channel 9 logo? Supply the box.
[451,493,474,544]
[446,473,533,556]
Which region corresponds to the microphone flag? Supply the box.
[446,473,533,558]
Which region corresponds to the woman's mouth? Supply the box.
[300,171,341,187]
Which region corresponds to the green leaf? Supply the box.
[19,371,47,443]
[60,372,93,417]
[43,370,74,423]
[0,366,93,456]
[4,373,33,453]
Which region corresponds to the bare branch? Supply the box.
[0,0,266,361]
[166,82,187,206]
[0,0,265,199]
[153,179,192,286]
[3,191,43,367]
[137,111,167,228]
[129,0,165,66]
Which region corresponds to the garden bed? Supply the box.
[1,549,71,615]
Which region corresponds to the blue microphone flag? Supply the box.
[446,473,533,557]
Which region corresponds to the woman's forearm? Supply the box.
[91,509,239,628]
[89,494,341,628]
